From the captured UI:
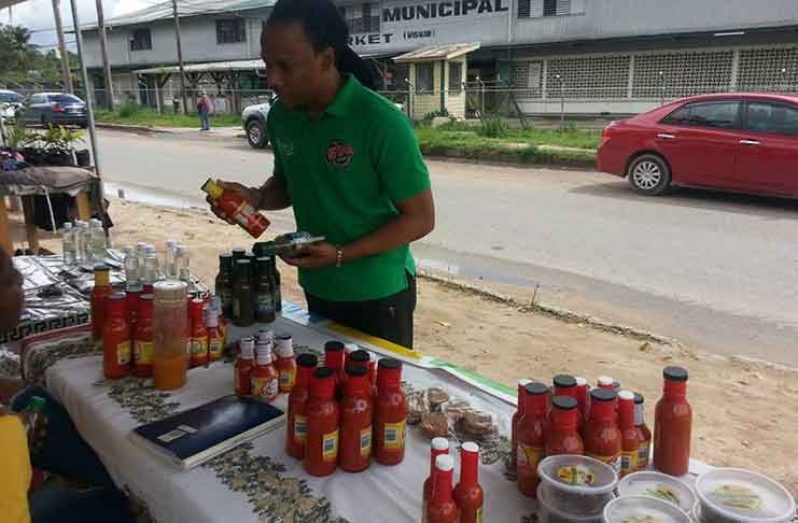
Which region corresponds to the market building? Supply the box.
[81,0,798,116]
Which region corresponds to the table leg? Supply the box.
[76,192,91,221]
[0,197,13,254]
[21,196,39,254]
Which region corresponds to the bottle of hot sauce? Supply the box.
[516,381,549,498]
[339,365,373,472]
[374,358,407,466]
[553,374,583,430]
[275,335,297,393]
[251,341,279,402]
[103,292,131,379]
[546,396,584,456]
[423,437,450,522]
[654,366,692,476]
[201,178,270,238]
[584,389,622,473]
[510,378,531,477]
[575,376,591,423]
[453,442,484,523]
[189,298,209,368]
[426,455,459,523]
[132,294,154,378]
[206,308,224,362]
[618,390,641,477]
[91,264,112,342]
[234,338,255,396]
[286,353,317,459]
[634,393,652,471]
[324,341,346,384]
[305,367,340,477]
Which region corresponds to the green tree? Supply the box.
[0,24,36,77]
[0,23,81,88]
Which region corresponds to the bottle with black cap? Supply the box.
[516,381,549,497]
[654,366,692,476]
[546,395,584,456]
[584,388,621,473]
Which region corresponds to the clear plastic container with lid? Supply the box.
[537,484,604,523]
[695,468,796,523]
[152,281,189,391]
[618,471,697,515]
[538,455,618,516]
[603,495,691,523]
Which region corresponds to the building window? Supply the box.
[449,62,463,92]
[216,18,246,44]
[519,0,571,18]
[517,0,531,18]
[130,29,152,51]
[416,63,434,93]
[341,3,380,34]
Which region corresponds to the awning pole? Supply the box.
[68,0,107,232]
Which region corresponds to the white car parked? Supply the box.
[0,89,23,119]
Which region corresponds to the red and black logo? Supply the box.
[325,140,354,168]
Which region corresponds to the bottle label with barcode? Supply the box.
[382,420,405,451]
[294,415,307,442]
[116,341,131,365]
[360,426,372,458]
[322,429,339,462]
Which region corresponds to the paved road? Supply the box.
[94,129,798,367]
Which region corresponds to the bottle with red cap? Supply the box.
[234,337,255,396]
[103,292,131,379]
[510,378,531,477]
[552,374,583,431]
[339,365,373,472]
[546,396,584,457]
[286,353,317,459]
[634,393,652,471]
[453,441,484,523]
[618,390,641,477]
[584,389,622,473]
[426,454,459,523]
[206,308,224,362]
[304,367,340,477]
[516,381,549,497]
[132,294,155,378]
[251,340,279,402]
[189,298,209,368]
[374,358,407,466]
[423,437,450,522]
[654,366,692,476]
[274,334,297,393]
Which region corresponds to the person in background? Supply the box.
[208,0,435,349]
[0,247,135,523]
[197,91,213,131]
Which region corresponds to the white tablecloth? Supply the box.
[46,305,530,523]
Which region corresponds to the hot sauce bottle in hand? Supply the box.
[304,367,340,477]
[453,442,484,523]
[202,178,270,238]
[373,358,407,466]
[286,354,317,459]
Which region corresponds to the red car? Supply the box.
[598,93,798,197]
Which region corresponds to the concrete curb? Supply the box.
[96,122,173,134]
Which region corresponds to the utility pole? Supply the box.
[51,0,74,93]
[96,0,114,110]
[172,0,189,114]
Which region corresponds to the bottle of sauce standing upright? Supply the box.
[339,365,374,472]
[201,178,270,238]
[516,381,549,497]
[232,259,255,327]
[654,366,692,476]
[324,341,346,384]
[304,367,340,477]
[189,298,209,368]
[254,257,276,323]
[575,377,591,422]
[423,437,450,522]
[251,340,279,402]
[91,264,112,342]
[235,338,255,396]
[215,253,234,319]
[347,350,373,388]
[274,335,297,393]
[206,308,224,362]
[584,389,622,473]
[552,374,583,430]
[634,393,652,471]
[546,396,584,456]
[103,292,131,379]
[426,454,459,523]
[618,390,641,477]
[286,353,318,459]
[510,378,531,477]
[597,376,616,391]
[453,441,484,523]
[132,294,155,378]
[374,358,407,466]
[267,255,282,313]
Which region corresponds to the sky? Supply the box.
[2,0,151,50]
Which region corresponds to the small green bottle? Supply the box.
[232,259,254,326]
[254,257,276,323]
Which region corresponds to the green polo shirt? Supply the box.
[266,75,431,302]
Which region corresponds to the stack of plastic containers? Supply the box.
[536,455,619,523]
[694,469,796,523]
[617,471,697,516]
[603,496,691,523]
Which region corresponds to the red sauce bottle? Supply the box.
[251,341,279,402]
[453,441,484,523]
[234,337,255,395]
[634,393,652,471]
[553,374,583,431]
[510,378,530,477]
[201,178,270,238]
[286,353,318,459]
[575,376,591,423]
[339,365,373,472]
[654,366,692,476]
[584,389,622,473]
[324,340,346,384]
[103,292,131,379]
[132,294,154,378]
[275,335,297,393]
[126,282,143,340]
[423,437,450,522]
[618,390,641,477]
[206,308,224,362]
[427,454,459,523]
[189,298,209,368]
[546,396,584,456]
[91,264,112,342]
[304,367,340,477]
[373,358,407,466]
[516,381,549,498]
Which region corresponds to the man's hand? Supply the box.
[206,180,261,225]
[280,242,338,269]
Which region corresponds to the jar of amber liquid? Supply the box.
[152,281,189,390]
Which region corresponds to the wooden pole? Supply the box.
[172,0,189,114]
[95,0,114,110]
[52,0,74,93]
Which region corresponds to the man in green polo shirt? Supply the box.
[209,0,435,348]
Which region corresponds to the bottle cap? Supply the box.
[575,376,588,387]
[219,253,233,269]
[324,340,345,353]
[29,396,46,411]
[523,382,549,396]
[297,353,318,368]
[553,374,577,389]
[590,388,617,402]
[663,366,688,382]
[275,336,293,358]
[461,441,479,454]
[239,337,255,358]
[153,281,187,301]
[634,392,645,404]
[552,395,578,410]
[345,364,368,377]
[597,376,614,387]
[206,309,219,327]
[201,178,223,199]
[93,263,110,273]
[435,454,454,472]
[256,347,273,365]
[618,390,635,401]
[310,366,336,397]
[431,437,449,451]
[348,350,370,364]
[257,330,274,343]
[63,222,73,231]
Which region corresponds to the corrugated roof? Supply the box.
[89,0,276,30]
[136,59,265,75]
[394,43,481,63]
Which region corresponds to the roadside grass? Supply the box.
[95,105,241,128]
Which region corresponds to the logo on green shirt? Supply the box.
[325,140,354,168]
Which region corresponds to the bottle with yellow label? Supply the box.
[305,367,339,476]
[374,358,407,466]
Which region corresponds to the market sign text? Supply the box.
[383,0,508,22]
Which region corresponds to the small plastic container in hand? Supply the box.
[538,455,618,516]
[695,468,796,523]
[617,470,697,515]
[603,495,692,523]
